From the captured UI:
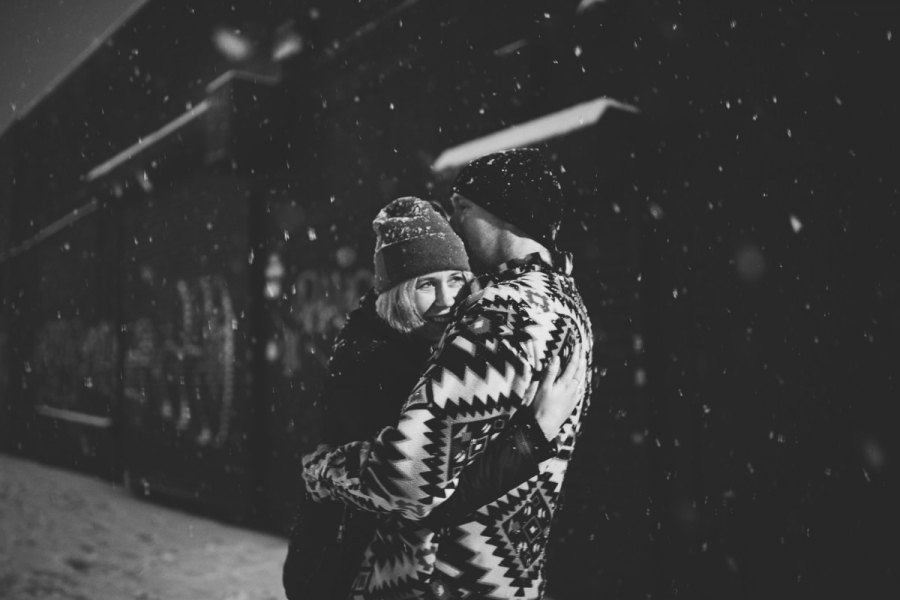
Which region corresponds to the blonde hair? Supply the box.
[375,271,473,335]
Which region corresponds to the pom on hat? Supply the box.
[373,197,470,293]
[451,148,564,249]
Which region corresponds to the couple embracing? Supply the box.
[284,148,594,600]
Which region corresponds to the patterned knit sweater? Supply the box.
[303,253,593,599]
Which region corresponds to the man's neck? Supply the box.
[486,235,551,272]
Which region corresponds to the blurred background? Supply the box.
[0,0,897,598]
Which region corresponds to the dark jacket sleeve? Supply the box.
[421,407,557,528]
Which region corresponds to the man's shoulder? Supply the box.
[480,269,578,311]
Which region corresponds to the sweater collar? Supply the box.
[476,250,573,288]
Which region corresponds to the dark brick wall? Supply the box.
[9,199,119,475]
[0,125,12,450]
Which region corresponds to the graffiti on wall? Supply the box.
[29,320,118,415]
[123,274,236,447]
[278,267,374,378]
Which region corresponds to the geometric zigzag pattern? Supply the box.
[305,253,594,600]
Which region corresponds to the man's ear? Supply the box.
[428,200,450,219]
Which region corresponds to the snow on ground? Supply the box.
[0,453,288,600]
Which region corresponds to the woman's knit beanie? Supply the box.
[451,147,564,250]
[372,197,470,293]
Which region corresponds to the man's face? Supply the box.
[449,193,497,272]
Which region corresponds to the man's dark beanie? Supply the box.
[373,197,470,293]
[451,148,564,249]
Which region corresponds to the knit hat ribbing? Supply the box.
[451,148,564,249]
[372,197,470,293]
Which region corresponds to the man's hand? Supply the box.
[526,335,587,441]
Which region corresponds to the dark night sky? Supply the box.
[0,0,149,136]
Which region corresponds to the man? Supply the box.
[303,148,594,599]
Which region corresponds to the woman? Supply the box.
[283,197,582,599]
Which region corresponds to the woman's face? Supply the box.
[412,270,468,342]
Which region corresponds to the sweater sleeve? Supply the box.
[302,294,558,520]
